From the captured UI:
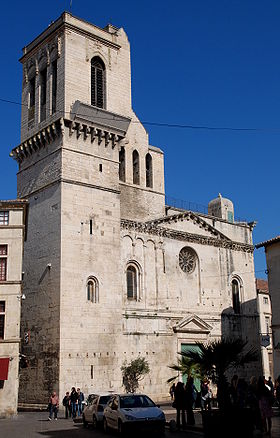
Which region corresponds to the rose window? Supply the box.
[179,247,196,273]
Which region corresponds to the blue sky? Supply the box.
[1,0,279,277]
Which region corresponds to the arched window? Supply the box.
[126,265,138,300]
[133,150,140,185]
[145,153,153,188]
[87,277,99,303]
[119,147,126,182]
[232,279,241,314]
[91,57,106,109]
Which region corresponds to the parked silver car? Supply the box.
[103,394,165,435]
[82,392,113,428]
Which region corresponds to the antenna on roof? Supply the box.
[70,0,72,12]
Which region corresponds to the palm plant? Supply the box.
[168,353,202,384]
[169,338,259,411]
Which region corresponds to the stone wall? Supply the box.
[0,206,25,417]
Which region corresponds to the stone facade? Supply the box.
[256,279,273,379]
[10,12,261,405]
[256,237,280,380]
[0,200,27,417]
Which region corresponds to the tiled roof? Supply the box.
[255,235,280,249]
[256,278,269,292]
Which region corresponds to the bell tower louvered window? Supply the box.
[119,147,126,182]
[133,150,140,185]
[145,153,153,188]
[91,57,106,109]
[232,279,241,314]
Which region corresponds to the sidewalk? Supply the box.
[160,402,280,437]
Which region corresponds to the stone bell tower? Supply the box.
[10,12,165,404]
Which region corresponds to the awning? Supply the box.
[0,358,9,380]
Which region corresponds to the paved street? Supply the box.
[1,405,280,437]
[0,411,203,438]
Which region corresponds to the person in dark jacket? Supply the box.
[185,376,195,425]
[70,387,78,418]
[62,391,71,419]
[174,381,186,430]
[77,388,84,416]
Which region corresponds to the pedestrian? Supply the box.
[77,388,84,416]
[62,391,71,419]
[70,387,78,418]
[247,376,262,432]
[276,376,280,409]
[257,376,273,435]
[173,381,187,430]
[267,377,274,393]
[201,379,212,411]
[169,383,176,401]
[48,391,59,421]
[185,376,195,425]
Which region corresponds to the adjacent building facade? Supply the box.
[10,12,261,404]
[256,237,280,380]
[256,278,273,379]
[0,200,27,417]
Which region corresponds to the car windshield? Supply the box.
[99,396,111,405]
[120,395,156,409]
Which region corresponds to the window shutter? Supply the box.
[127,269,134,298]
[91,66,96,106]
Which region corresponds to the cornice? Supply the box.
[10,117,126,164]
[10,119,63,164]
[121,219,254,253]
[145,210,230,241]
[64,22,121,51]
[20,13,120,64]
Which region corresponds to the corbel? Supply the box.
[104,131,110,147]
[20,144,28,158]
[59,118,65,136]
[27,139,33,153]
[69,121,74,136]
[46,125,53,142]
[98,129,103,145]
[116,135,124,143]
[90,127,97,143]
[41,129,48,145]
[36,133,41,149]
[15,147,21,161]
[83,124,89,140]
[30,138,36,153]
[76,123,82,138]
[51,122,57,137]
[111,133,116,148]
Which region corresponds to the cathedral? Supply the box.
[10,12,261,404]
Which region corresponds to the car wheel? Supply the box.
[92,415,97,429]
[104,418,109,433]
[82,414,88,428]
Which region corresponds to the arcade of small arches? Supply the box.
[119,147,153,188]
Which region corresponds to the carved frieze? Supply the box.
[121,219,254,253]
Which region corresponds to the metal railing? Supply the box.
[165,196,248,223]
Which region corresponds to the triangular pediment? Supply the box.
[145,211,230,241]
[173,314,212,334]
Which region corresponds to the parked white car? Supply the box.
[103,394,165,435]
[82,393,113,428]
